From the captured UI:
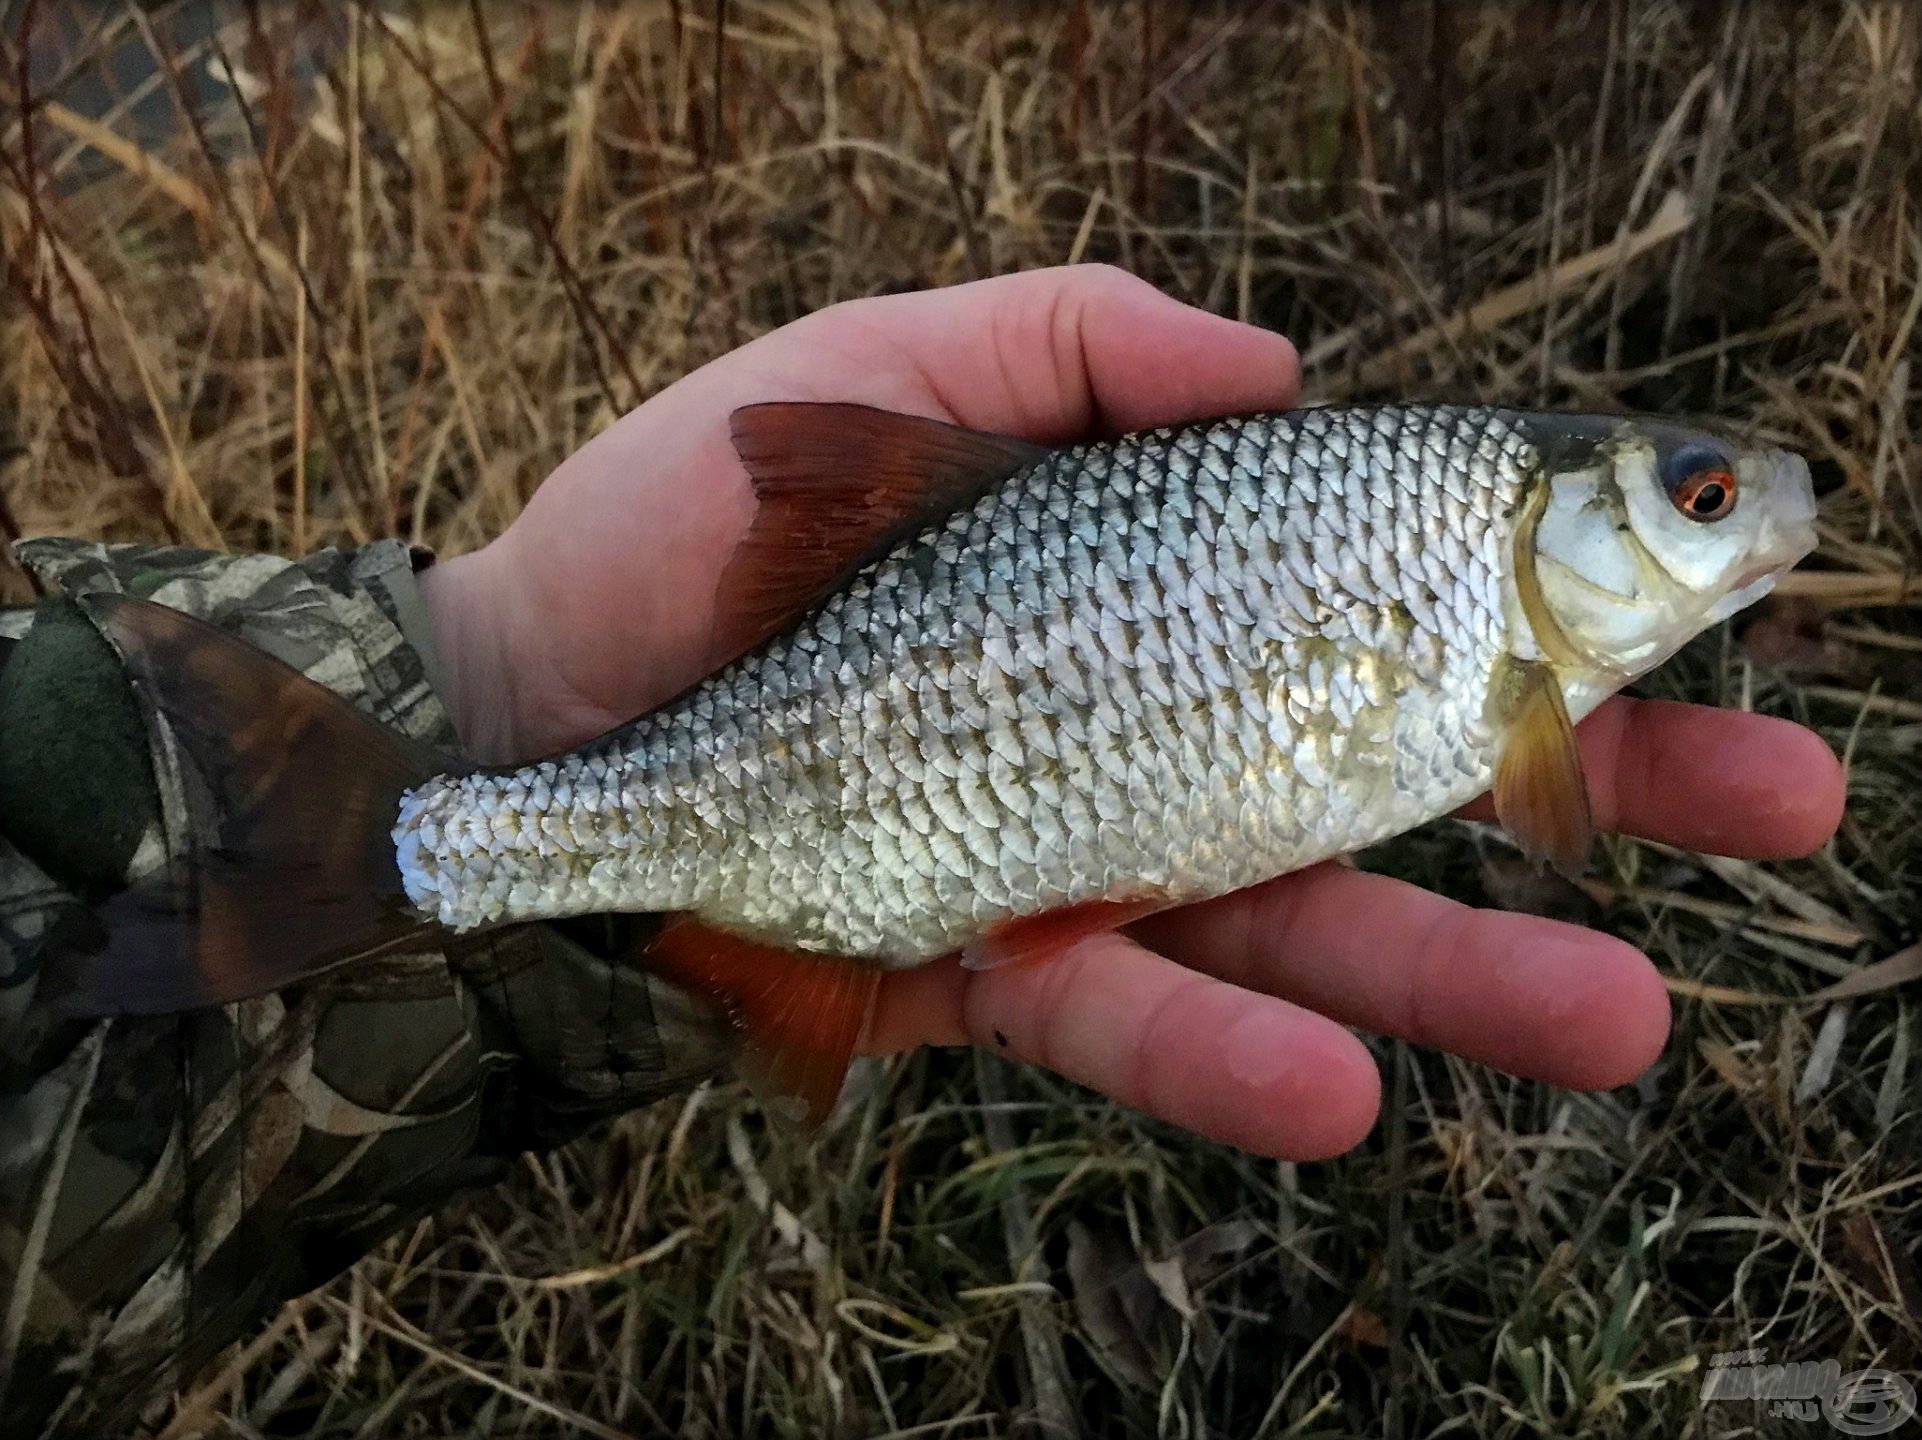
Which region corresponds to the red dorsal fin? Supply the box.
[646,916,882,1128]
[716,402,1048,654]
[960,897,1169,972]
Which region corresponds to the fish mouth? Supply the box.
[1748,450,1819,572]
[1703,450,1818,624]
[1705,566,1787,624]
[1764,446,1818,536]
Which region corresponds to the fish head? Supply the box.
[1516,414,1818,678]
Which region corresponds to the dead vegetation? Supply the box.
[4,2,1919,1436]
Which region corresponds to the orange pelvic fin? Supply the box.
[716,402,1047,655]
[646,916,882,1128]
[960,897,1167,972]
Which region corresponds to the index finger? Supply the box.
[1459,697,1844,859]
[866,936,1382,1160]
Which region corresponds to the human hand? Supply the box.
[421,265,1846,1160]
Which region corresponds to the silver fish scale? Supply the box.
[394,405,1538,962]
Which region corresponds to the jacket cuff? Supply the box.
[0,539,485,1439]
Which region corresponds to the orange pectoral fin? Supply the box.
[960,897,1169,972]
[1492,659,1594,880]
[646,917,881,1128]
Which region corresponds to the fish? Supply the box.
[69,402,1818,1122]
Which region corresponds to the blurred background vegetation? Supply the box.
[4,2,1919,1436]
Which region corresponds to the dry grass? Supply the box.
[5,2,1921,1436]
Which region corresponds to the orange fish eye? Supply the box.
[1671,466,1737,522]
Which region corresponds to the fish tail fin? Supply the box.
[60,593,447,1015]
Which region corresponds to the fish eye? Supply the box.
[1660,442,1738,522]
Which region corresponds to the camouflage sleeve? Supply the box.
[0,539,730,1439]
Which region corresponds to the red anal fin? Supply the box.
[646,916,881,1128]
[961,897,1169,972]
[717,402,1048,654]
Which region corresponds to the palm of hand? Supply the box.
[422,266,1844,1159]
